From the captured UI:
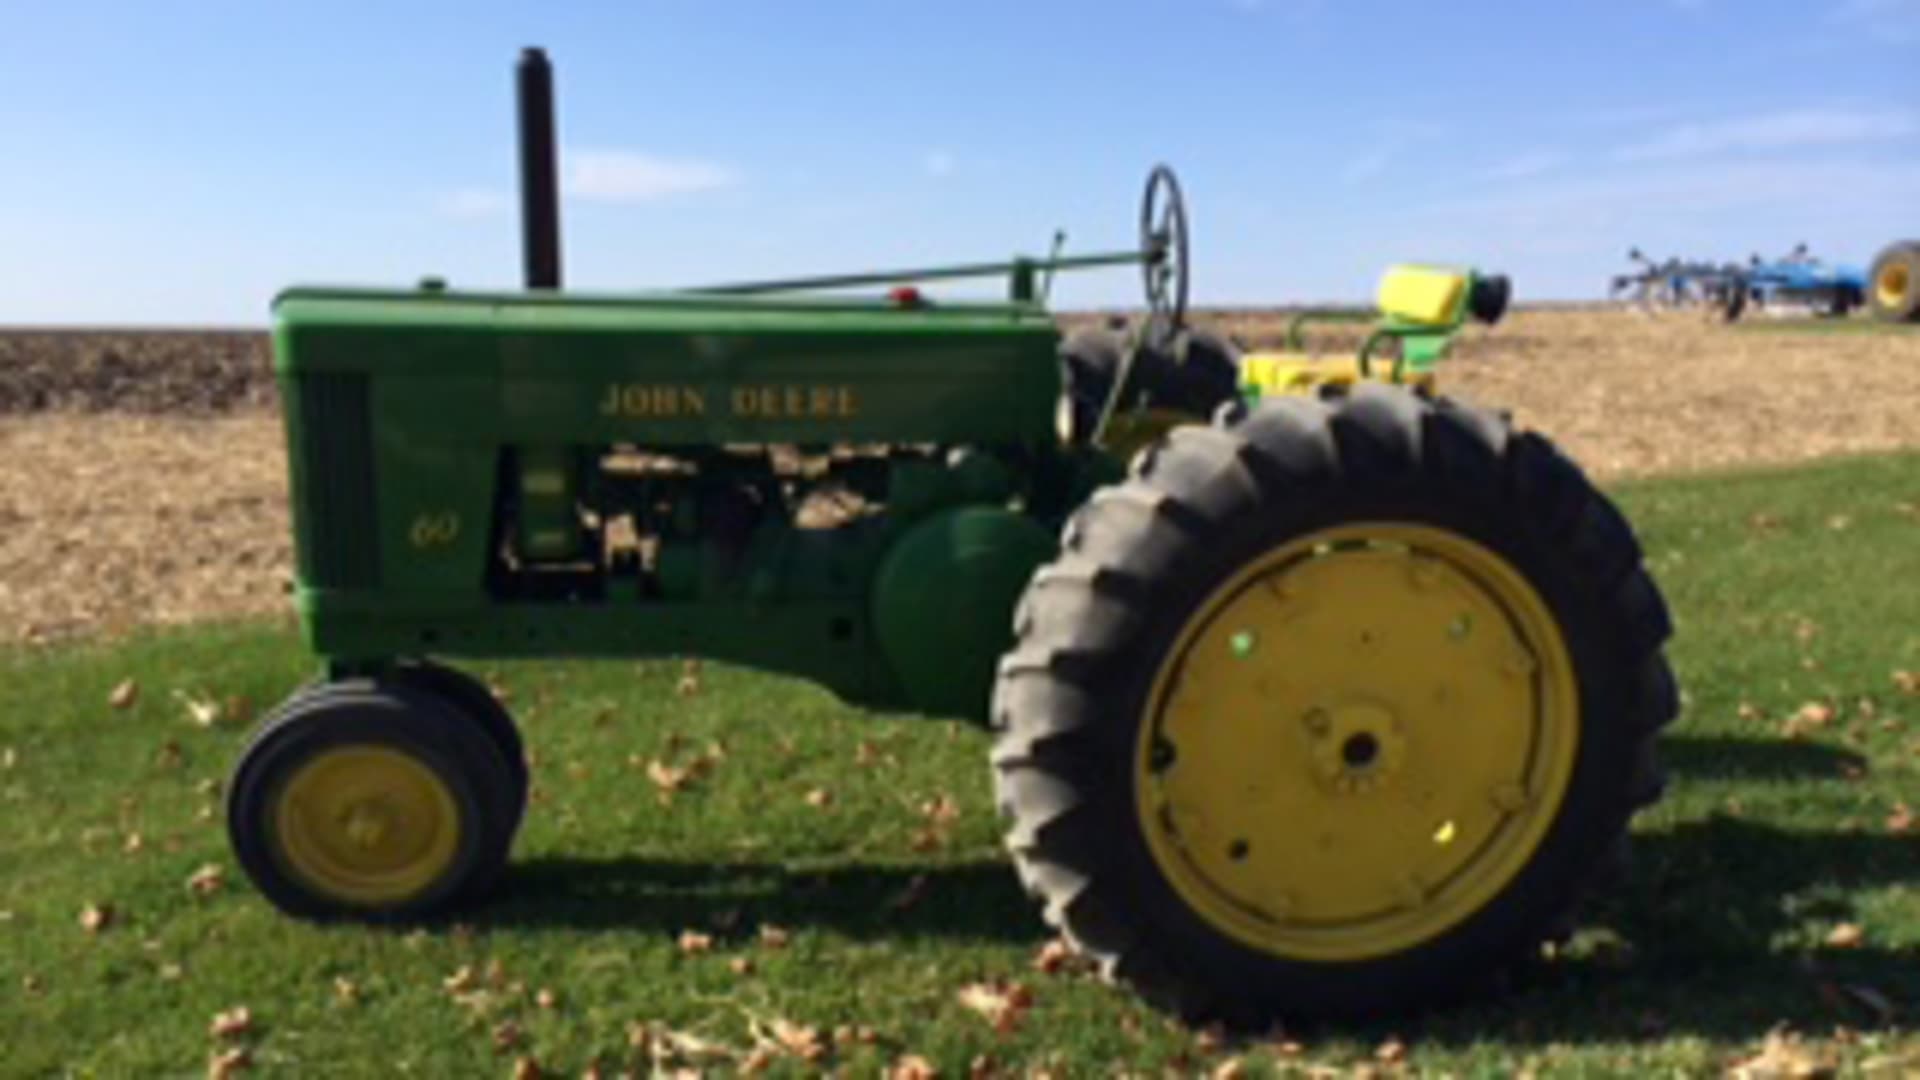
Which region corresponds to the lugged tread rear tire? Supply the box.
[1057,327,1242,448]
[992,384,1677,1025]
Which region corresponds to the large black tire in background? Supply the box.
[227,679,519,921]
[992,385,1676,1024]
[1056,326,1241,448]
[1868,241,1920,323]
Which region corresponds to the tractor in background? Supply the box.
[226,47,1675,1026]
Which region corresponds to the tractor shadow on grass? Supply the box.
[1660,733,1867,781]
[483,855,1046,945]
[1416,815,1920,1047]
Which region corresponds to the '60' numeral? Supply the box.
[408,512,461,549]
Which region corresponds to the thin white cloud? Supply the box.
[1616,108,1917,160]
[436,188,511,219]
[923,149,956,178]
[564,150,739,203]
[1481,149,1568,181]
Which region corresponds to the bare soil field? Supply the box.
[3,309,1917,642]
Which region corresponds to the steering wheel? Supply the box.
[1140,164,1190,343]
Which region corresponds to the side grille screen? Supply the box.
[295,373,379,588]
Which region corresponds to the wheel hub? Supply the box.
[1304,702,1407,795]
[273,746,461,906]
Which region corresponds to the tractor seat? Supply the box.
[1240,351,1436,396]
[1376,265,1469,327]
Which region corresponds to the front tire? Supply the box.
[227,679,517,921]
[992,386,1676,1024]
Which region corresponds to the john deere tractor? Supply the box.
[227,49,1676,1024]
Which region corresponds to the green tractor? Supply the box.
[227,49,1676,1025]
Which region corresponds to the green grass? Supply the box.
[6,452,1920,1077]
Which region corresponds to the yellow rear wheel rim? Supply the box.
[273,745,462,906]
[1878,263,1911,310]
[1134,523,1579,962]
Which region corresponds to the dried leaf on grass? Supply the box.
[1825,923,1865,949]
[207,1048,252,1079]
[888,1054,938,1080]
[208,1006,252,1039]
[676,930,714,955]
[956,980,1034,1033]
[109,678,139,709]
[186,863,225,896]
[1727,1025,1835,1079]
[1782,702,1837,739]
[79,903,112,934]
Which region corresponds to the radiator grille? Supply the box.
[293,373,379,588]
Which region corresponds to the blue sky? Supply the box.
[1,1,1914,325]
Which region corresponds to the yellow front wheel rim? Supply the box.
[1878,263,1912,310]
[273,745,463,906]
[1134,523,1579,962]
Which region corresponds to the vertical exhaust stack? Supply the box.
[517,47,563,290]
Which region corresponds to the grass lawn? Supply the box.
[5,451,1920,1076]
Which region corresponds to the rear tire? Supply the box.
[1868,241,1920,323]
[993,385,1676,1024]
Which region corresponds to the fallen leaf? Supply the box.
[0,747,14,770]
[956,980,1034,1033]
[443,965,479,994]
[740,1046,775,1074]
[1888,805,1916,835]
[333,976,359,1005]
[174,690,224,728]
[646,759,692,795]
[534,987,557,1010]
[1211,1059,1248,1080]
[675,659,702,697]
[123,832,144,854]
[759,924,791,950]
[1827,923,1865,948]
[1375,1036,1408,1064]
[493,1019,522,1051]
[677,929,714,954]
[855,741,883,767]
[207,1047,251,1079]
[209,1006,252,1039]
[1782,702,1837,739]
[888,1055,938,1080]
[728,956,755,976]
[187,864,225,896]
[109,678,140,710]
[968,1054,1000,1080]
[920,794,960,826]
[1033,938,1079,975]
[771,1018,827,1061]
[1738,701,1766,722]
[510,1056,542,1080]
[1895,671,1919,696]
[80,903,113,934]
[804,788,834,809]
[1727,1025,1834,1079]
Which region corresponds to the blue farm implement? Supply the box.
[1727,245,1866,320]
